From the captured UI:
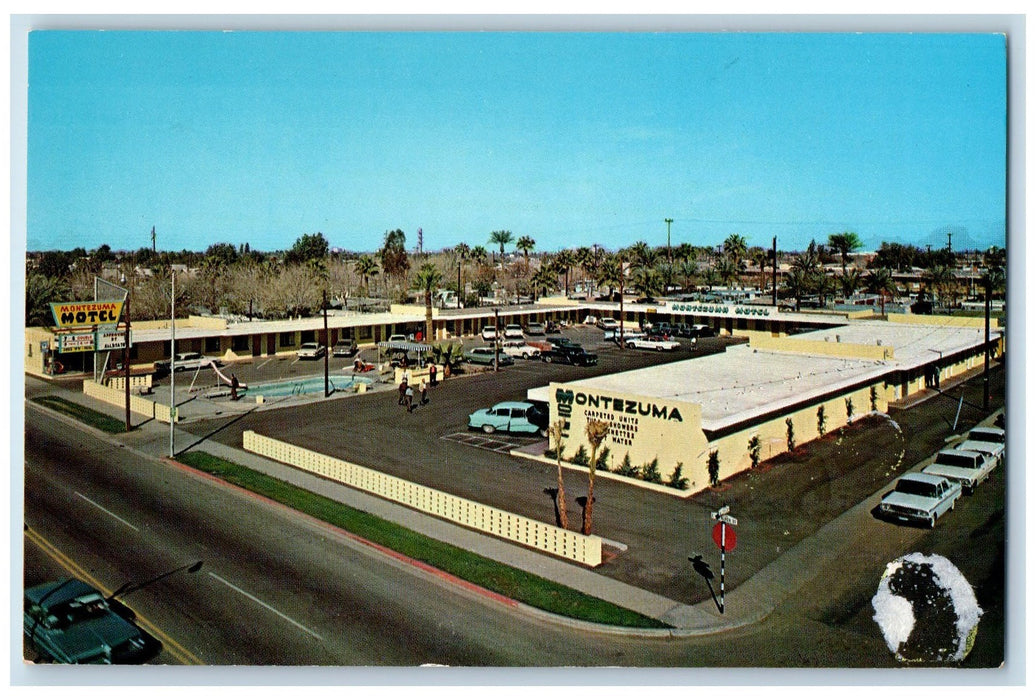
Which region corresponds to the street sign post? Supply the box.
[709,507,737,614]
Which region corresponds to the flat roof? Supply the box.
[534,319,998,433]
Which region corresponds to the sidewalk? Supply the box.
[24,373,1003,636]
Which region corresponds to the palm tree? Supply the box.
[924,264,954,309]
[548,421,569,530]
[828,231,863,279]
[489,230,513,264]
[749,247,769,293]
[582,419,611,535]
[530,263,556,301]
[715,257,740,290]
[631,265,664,300]
[515,235,535,262]
[840,268,863,299]
[469,245,488,266]
[353,255,379,295]
[865,267,897,316]
[723,233,748,270]
[783,267,809,311]
[26,273,70,326]
[453,242,471,299]
[597,253,627,345]
[555,249,576,296]
[414,262,443,341]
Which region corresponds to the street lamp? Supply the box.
[108,561,204,602]
[664,218,674,261]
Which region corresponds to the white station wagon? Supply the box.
[878,472,962,528]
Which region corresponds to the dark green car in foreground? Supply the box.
[24,578,155,664]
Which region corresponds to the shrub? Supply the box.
[667,462,689,489]
[571,445,590,467]
[544,447,558,460]
[748,435,761,469]
[817,405,827,437]
[615,453,639,477]
[707,450,721,487]
[786,417,796,451]
[845,397,854,422]
[595,446,611,472]
[641,458,662,484]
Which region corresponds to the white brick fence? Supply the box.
[82,380,177,423]
[242,430,603,566]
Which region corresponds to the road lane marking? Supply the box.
[23,526,203,665]
[207,572,324,641]
[75,492,140,531]
[257,358,272,370]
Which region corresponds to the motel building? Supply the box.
[529,313,1001,495]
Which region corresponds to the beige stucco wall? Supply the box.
[887,312,999,330]
[748,333,895,361]
[548,381,708,485]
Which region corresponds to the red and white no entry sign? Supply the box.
[712,521,737,551]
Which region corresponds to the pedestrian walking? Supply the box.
[429,363,437,386]
[420,380,428,406]
[398,378,408,405]
[230,373,239,401]
[405,384,415,413]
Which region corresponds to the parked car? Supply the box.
[545,336,581,350]
[24,578,153,664]
[878,472,962,527]
[625,335,680,351]
[501,340,542,359]
[690,324,716,338]
[922,449,998,493]
[463,346,513,366]
[481,326,498,342]
[468,400,549,436]
[524,322,546,335]
[542,346,598,366]
[297,342,326,360]
[673,323,693,338]
[503,324,525,340]
[387,334,408,344]
[604,329,646,343]
[955,426,1005,465]
[153,352,221,376]
[597,318,619,331]
[331,339,358,357]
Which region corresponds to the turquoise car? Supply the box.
[468,401,549,437]
[24,578,154,664]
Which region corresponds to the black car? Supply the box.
[542,346,598,366]
[544,336,581,351]
[331,339,358,357]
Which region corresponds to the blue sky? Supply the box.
[26,30,1007,255]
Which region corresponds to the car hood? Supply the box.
[881,491,939,510]
[956,440,1003,456]
[923,464,978,481]
[28,613,142,664]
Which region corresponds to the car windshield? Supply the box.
[896,479,937,497]
[969,428,1004,443]
[935,452,976,468]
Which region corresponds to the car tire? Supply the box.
[928,515,936,528]
[544,356,553,363]
[482,424,496,434]
[522,352,530,359]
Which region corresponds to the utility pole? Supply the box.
[493,307,501,372]
[123,291,131,432]
[983,275,991,410]
[664,218,674,261]
[169,269,176,457]
[771,236,778,307]
[151,226,156,252]
[323,290,330,397]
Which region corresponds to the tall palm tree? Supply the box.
[715,257,740,290]
[749,247,769,293]
[555,249,576,296]
[723,233,748,269]
[414,262,443,342]
[353,255,379,295]
[515,235,535,262]
[489,230,513,264]
[469,245,488,266]
[530,263,556,300]
[828,231,863,279]
[840,268,863,299]
[582,420,611,535]
[548,421,569,530]
[783,267,809,311]
[597,253,627,345]
[865,267,897,316]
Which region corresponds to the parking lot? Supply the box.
[181,323,1005,625]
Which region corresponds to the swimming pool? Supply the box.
[249,375,374,397]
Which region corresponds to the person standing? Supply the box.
[429,362,438,387]
[230,373,239,401]
[405,384,415,413]
[398,378,408,405]
[420,380,428,406]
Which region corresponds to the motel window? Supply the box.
[300,330,316,344]
[205,337,220,353]
[231,335,249,352]
[280,332,296,347]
